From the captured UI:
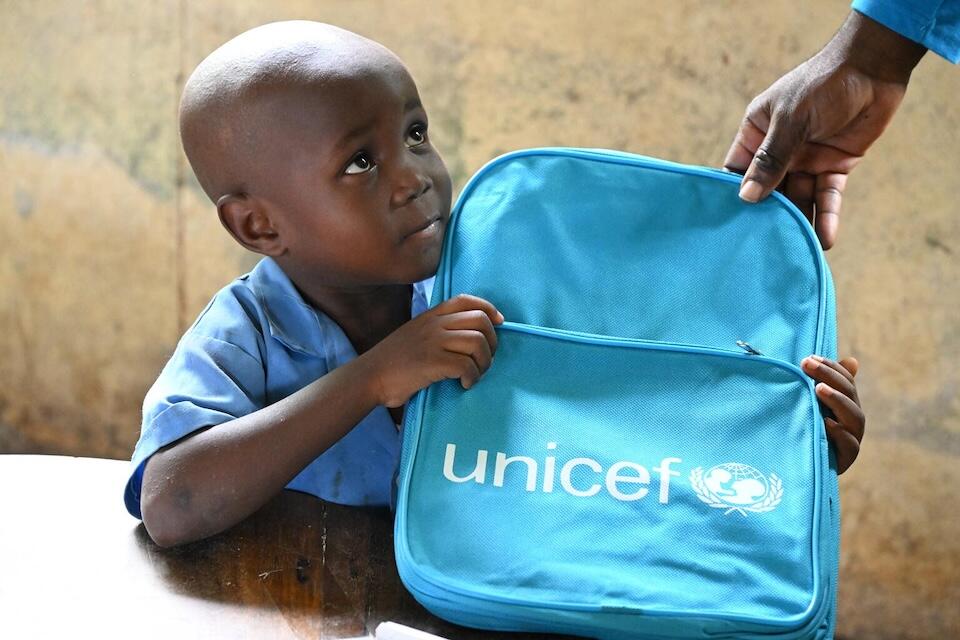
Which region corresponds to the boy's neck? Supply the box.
[295,279,413,356]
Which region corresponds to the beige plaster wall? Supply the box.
[1,1,956,637]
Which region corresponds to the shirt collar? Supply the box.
[247,258,325,357]
[412,275,435,316]
[247,258,436,358]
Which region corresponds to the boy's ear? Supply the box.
[216,193,285,257]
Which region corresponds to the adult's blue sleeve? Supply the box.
[852,0,960,63]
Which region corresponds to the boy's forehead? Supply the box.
[180,21,421,199]
[250,57,421,152]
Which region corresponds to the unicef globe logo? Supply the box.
[690,463,783,516]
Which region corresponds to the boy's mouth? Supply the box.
[402,215,443,241]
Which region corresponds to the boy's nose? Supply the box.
[390,158,431,208]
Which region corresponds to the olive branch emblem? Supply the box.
[690,467,783,516]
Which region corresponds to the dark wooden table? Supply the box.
[0,455,570,639]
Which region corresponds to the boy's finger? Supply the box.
[824,417,860,474]
[816,384,865,441]
[440,351,481,390]
[802,357,857,400]
[817,355,857,384]
[443,330,493,374]
[437,294,504,325]
[838,356,859,378]
[443,310,498,353]
[804,354,856,386]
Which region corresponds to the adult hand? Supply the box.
[724,11,926,249]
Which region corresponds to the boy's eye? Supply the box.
[406,123,427,147]
[345,152,375,175]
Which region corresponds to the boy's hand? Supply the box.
[800,355,864,474]
[364,294,505,408]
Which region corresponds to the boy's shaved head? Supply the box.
[178,20,452,292]
[180,21,401,202]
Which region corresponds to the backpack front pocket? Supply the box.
[396,322,832,638]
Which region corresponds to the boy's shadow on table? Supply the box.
[132,489,563,639]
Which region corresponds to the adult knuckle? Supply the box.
[746,94,769,117]
[753,146,786,174]
[816,186,843,197]
[775,97,807,125]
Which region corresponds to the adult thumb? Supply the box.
[739,112,805,203]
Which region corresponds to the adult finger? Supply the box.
[443,309,498,354]
[739,111,806,204]
[814,173,848,250]
[442,329,493,375]
[785,172,816,225]
[723,114,767,174]
[436,293,504,326]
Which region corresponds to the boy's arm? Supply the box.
[140,352,380,548]
[141,293,503,548]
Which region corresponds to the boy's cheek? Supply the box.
[430,155,453,207]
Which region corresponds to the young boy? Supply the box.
[124,21,865,548]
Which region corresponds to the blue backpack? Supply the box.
[395,148,840,639]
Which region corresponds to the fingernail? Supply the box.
[739,179,763,203]
[497,311,505,323]
[804,357,820,370]
[816,383,832,396]
[812,355,824,362]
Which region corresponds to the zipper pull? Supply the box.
[736,340,763,356]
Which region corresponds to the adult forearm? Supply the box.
[827,10,926,83]
[140,352,382,547]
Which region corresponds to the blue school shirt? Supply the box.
[853,0,960,63]
[123,257,434,519]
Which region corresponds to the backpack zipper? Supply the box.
[736,340,763,356]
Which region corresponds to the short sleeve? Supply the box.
[123,330,267,519]
[853,0,960,63]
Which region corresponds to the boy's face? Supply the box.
[252,56,453,288]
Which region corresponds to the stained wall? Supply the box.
[0,2,956,637]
